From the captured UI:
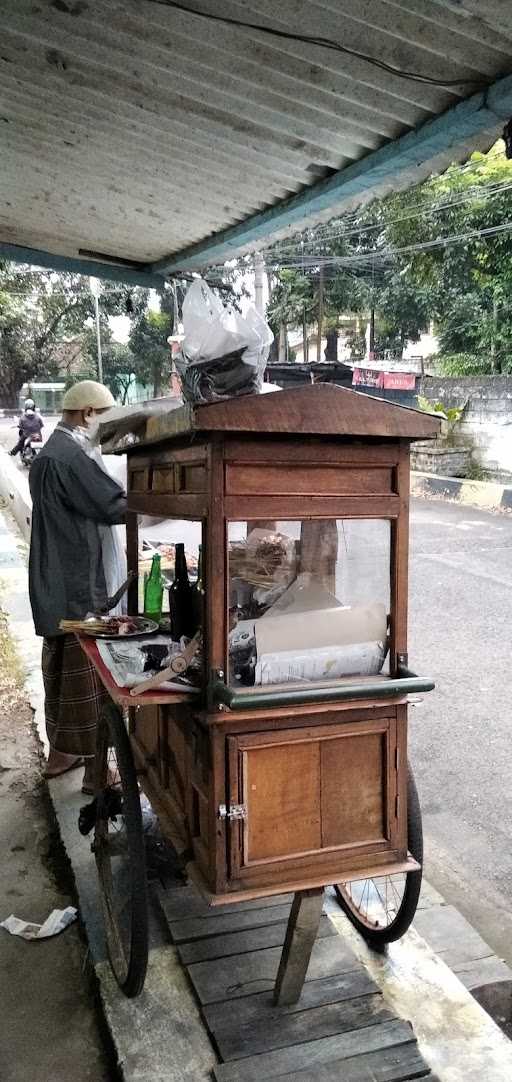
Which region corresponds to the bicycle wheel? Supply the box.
[93,701,149,997]
[334,765,423,946]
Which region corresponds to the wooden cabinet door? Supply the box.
[226,717,404,886]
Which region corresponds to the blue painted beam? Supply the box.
[0,243,167,289]
[152,73,512,274]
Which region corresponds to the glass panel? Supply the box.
[228,520,390,689]
[137,516,202,630]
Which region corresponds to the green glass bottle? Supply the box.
[144,553,163,621]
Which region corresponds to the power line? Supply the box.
[262,176,512,256]
[261,220,512,277]
[144,0,488,89]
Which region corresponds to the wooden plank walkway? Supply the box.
[156,882,437,1081]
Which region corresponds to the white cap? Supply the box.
[62,380,115,410]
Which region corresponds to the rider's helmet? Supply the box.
[24,398,35,411]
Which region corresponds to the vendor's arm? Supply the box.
[62,456,127,524]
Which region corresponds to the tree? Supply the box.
[374,270,431,357]
[0,264,176,408]
[77,325,140,404]
[103,343,139,404]
[0,263,127,406]
[374,141,512,371]
[128,307,173,398]
[266,268,315,360]
[263,140,512,372]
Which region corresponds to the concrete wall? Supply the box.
[421,376,512,475]
[0,449,127,546]
[411,442,471,478]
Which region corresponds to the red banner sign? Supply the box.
[352,368,384,388]
[382,372,416,391]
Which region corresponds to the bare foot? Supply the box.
[82,764,118,794]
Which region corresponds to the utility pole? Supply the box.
[368,305,375,360]
[254,251,265,316]
[491,293,499,373]
[301,238,308,364]
[89,277,103,383]
[316,264,324,364]
[303,312,309,364]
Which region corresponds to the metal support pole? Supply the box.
[316,265,324,363]
[93,292,103,384]
[254,251,265,316]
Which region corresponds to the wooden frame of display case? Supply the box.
[90,384,438,1000]
[110,385,439,901]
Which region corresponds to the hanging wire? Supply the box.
[143,0,489,89]
[260,176,512,257]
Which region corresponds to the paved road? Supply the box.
[409,498,512,964]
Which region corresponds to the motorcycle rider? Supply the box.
[10,399,44,457]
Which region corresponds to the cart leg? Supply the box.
[273,888,324,1006]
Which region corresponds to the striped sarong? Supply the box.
[42,634,107,759]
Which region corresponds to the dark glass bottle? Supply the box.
[190,544,204,635]
[169,543,195,640]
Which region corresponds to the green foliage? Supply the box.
[376,142,512,370]
[0,265,102,406]
[128,306,173,397]
[417,395,464,425]
[266,268,316,332]
[435,352,490,376]
[375,271,431,352]
[417,395,446,415]
[264,141,512,369]
[0,263,176,407]
[417,394,466,445]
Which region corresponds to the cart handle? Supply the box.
[212,669,435,711]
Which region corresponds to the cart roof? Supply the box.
[101,384,440,452]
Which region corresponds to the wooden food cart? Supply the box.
[85,384,438,998]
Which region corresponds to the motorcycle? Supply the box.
[20,434,42,468]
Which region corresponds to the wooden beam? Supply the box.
[0,242,166,289]
[273,888,324,1007]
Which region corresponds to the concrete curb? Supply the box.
[412,470,512,510]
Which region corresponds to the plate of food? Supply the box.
[60,615,159,639]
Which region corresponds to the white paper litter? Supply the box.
[97,636,199,693]
[1,906,77,940]
[255,641,386,686]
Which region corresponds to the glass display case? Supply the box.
[228,518,391,689]
[100,384,438,906]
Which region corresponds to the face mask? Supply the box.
[84,411,100,440]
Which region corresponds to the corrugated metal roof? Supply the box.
[1,0,512,275]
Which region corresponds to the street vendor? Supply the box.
[28,380,127,794]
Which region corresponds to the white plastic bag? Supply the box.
[177,279,274,404]
[242,306,274,368]
[182,280,251,364]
